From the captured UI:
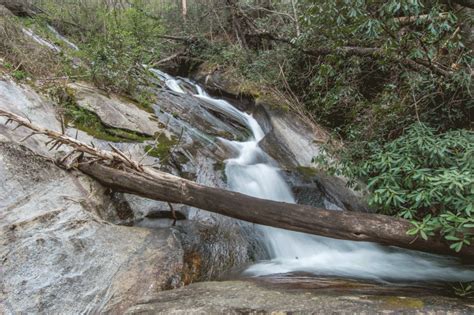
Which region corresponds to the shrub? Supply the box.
[317,123,474,252]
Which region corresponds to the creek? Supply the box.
[150,69,474,283]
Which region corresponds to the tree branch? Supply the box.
[249,32,454,77]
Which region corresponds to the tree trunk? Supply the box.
[181,0,187,21]
[1,108,472,261]
[77,162,474,261]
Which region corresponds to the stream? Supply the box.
[150,69,474,283]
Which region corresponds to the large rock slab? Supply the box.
[0,78,62,155]
[69,82,162,136]
[125,280,473,314]
[0,140,184,314]
[258,103,327,168]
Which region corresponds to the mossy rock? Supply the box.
[144,133,179,160]
[55,86,152,142]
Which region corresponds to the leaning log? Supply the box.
[0,108,473,261]
[77,162,474,261]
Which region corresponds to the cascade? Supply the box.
[152,69,474,282]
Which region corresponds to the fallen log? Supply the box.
[1,108,473,261]
[248,33,455,77]
[77,163,474,261]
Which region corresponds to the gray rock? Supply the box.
[153,90,249,141]
[0,141,184,314]
[257,103,324,168]
[125,280,473,314]
[314,172,371,212]
[69,82,162,136]
[0,78,62,155]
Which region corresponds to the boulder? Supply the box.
[0,140,184,314]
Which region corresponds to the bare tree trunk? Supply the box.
[181,0,187,21]
[290,0,300,36]
[77,162,474,261]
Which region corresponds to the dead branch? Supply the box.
[0,108,143,172]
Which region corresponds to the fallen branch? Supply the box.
[394,13,449,26]
[250,32,454,77]
[1,108,473,261]
[0,109,144,172]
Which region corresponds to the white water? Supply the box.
[154,70,474,282]
[22,28,61,53]
[46,25,79,51]
[148,68,186,94]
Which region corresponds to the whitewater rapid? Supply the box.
[152,69,474,282]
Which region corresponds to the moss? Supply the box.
[371,296,424,310]
[57,87,152,142]
[144,133,178,160]
[213,161,227,182]
[120,92,156,114]
[215,130,235,140]
[296,166,318,178]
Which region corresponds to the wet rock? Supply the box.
[176,222,267,283]
[314,172,371,212]
[259,131,298,169]
[192,67,327,168]
[282,167,370,212]
[125,280,473,314]
[258,103,326,168]
[153,90,248,141]
[69,82,162,137]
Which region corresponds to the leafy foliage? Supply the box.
[317,123,474,252]
[294,0,472,138]
[34,0,165,93]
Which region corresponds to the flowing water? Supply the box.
[151,69,474,282]
[46,25,79,51]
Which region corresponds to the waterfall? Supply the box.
[151,69,474,282]
[22,28,61,53]
[46,25,79,51]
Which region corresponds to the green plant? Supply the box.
[453,282,474,297]
[317,123,474,252]
[11,69,27,80]
[144,133,179,160]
